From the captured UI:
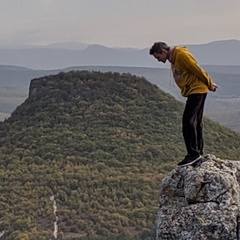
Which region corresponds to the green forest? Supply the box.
[0,71,240,239]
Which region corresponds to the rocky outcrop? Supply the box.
[29,77,57,100]
[157,154,240,240]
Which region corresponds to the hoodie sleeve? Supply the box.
[179,49,214,89]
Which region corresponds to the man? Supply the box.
[149,42,218,167]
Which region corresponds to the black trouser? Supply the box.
[182,93,207,157]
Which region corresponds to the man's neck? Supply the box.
[167,47,173,63]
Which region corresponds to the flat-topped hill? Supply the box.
[0,71,240,239]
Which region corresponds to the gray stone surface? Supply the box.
[157,154,240,240]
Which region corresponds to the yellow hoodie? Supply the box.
[170,46,214,97]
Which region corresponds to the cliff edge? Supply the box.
[157,154,240,240]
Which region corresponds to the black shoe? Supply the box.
[177,155,202,167]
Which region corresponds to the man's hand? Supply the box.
[210,83,218,92]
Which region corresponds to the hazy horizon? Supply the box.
[0,0,240,49]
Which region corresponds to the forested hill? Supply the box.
[0,71,240,239]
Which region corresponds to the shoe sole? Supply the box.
[178,156,202,167]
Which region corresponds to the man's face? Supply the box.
[153,49,168,63]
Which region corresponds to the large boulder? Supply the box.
[157,154,240,240]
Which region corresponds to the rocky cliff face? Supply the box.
[29,77,57,100]
[157,154,240,240]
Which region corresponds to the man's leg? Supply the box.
[196,94,207,155]
[182,93,207,157]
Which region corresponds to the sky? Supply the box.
[0,0,240,49]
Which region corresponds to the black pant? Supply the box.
[182,93,207,157]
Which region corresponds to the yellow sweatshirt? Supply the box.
[170,46,214,97]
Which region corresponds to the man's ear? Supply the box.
[162,49,168,55]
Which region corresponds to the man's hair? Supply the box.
[149,42,169,55]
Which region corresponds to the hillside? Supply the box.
[0,71,240,239]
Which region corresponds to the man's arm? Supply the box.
[179,50,218,91]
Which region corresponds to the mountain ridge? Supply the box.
[0,39,240,69]
[1,64,240,132]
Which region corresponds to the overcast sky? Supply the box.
[0,0,240,48]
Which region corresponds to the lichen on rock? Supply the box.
[157,154,240,240]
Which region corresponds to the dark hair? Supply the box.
[149,42,169,55]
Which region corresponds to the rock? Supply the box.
[156,154,240,240]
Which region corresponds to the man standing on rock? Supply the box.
[149,42,218,167]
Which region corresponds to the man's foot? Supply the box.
[177,155,202,167]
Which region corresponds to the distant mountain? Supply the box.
[0,39,239,69]
[1,71,240,239]
[187,39,240,66]
[0,65,54,88]
[43,41,89,50]
[0,41,89,50]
